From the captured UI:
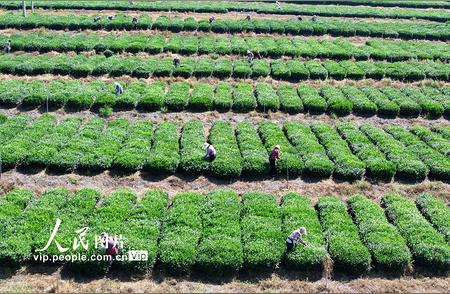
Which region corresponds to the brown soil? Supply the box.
[0,269,449,293]
[1,167,449,204]
[3,8,439,24]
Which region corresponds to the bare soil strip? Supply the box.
[0,268,448,293]
[0,165,448,203]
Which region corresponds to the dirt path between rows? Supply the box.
[1,167,448,204]
[0,268,449,293]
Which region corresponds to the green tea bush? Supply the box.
[286,60,309,80]
[236,122,269,176]
[70,189,136,275]
[251,59,271,78]
[277,84,303,114]
[0,115,31,145]
[320,86,352,116]
[340,86,378,116]
[241,192,284,270]
[383,193,450,270]
[282,193,327,270]
[146,122,180,174]
[416,193,450,242]
[305,61,328,80]
[165,82,190,111]
[348,195,411,270]
[360,87,400,117]
[337,123,395,180]
[196,190,243,274]
[0,188,69,265]
[208,121,243,179]
[159,192,204,274]
[421,87,450,118]
[189,83,213,111]
[317,196,371,273]
[214,82,233,111]
[361,124,429,182]
[180,120,209,174]
[232,83,257,112]
[402,88,444,118]
[137,82,165,111]
[410,125,450,156]
[113,121,152,172]
[255,83,280,112]
[283,122,333,178]
[382,87,421,117]
[120,190,168,275]
[258,121,304,176]
[323,60,347,80]
[385,125,450,181]
[271,60,291,80]
[311,123,365,181]
[297,85,327,114]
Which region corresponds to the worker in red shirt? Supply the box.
[269,145,281,174]
[100,232,119,258]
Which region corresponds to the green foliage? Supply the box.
[383,193,450,270]
[196,190,243,274]
[159,192,204,274]
[235,122,269,176]
[348,195,411,270]
[165,82,190,111]
[416,193,450,242]
[146,122,180,174]
[180,120,209,174]
[233,83,257,112]
[317,196,371,273]
[241,192,284,270]
[282,193,327,270]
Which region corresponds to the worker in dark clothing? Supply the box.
[209,16,215,23]
[269,145,281,174]
[173,55,181,67]
[286,227,307,252]
[246,50,254,62]
[4,39,11,53]
[311,15,317,22]
[245,14,251,21]
[203,142,217,161]
[114,82,124,95]
[107,15,114,21]
[298,16,303,21]
[275,1,282,9]
[94,16,101,22]
[132,16,138,24]
[256,50,262,59]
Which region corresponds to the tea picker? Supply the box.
[173,55,181,67]
[4,39,11,53]
[203,142,217,161]
[209,16,215,23]
[246,50,254,62]
[114,82,124,95]
[100,232,120,257]
[245,14,251,21]
[269,145,281,174]
[286,227,308,252]
[132,16,138,24]
[94,16,101,22]
[275,1,282,9]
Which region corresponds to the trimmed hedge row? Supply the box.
[209,121,243,179]
[0,53,448,82]
[348,195,411,270]
[159,192,204,274]
[283,121,333,178]
[361,124,429,182]
[146,121,180,174]
[180,120,209,174]
[0,114,30,144]
[0,79,447,118]
[5,33,448,62]
[196,190,243,274]
[282,193,327,270]
[120,190,168,274]
[385,125,450,181]
[236,122,269,176]
[336,123,395,180]
[2,1,448,22]
[432,125,450,140]
[0,13,448,41]
[241,192,284,270]
[410,125,450,156]
[311,123,365,181]
[382,193,450,270]
[71,189,136,274]
[258,121,304,176]
[0,188,69,265]
[416,194,450,242]
[317,196,371,273]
